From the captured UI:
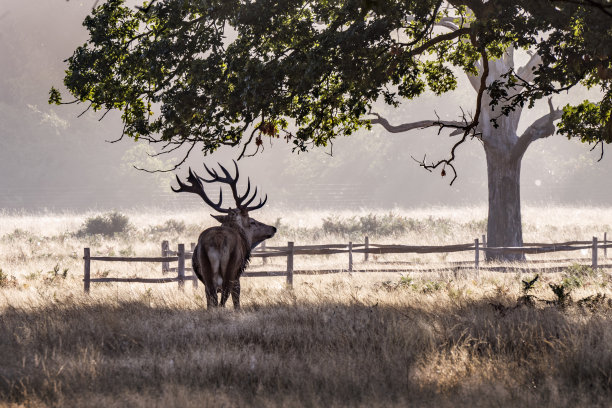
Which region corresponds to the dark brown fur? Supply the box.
[192,224,252,308]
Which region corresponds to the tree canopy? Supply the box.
[50,0,612,168]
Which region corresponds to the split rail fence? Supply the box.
[82,233,612,293]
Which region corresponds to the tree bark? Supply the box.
[478,50,528,262]
[484,145,525,261]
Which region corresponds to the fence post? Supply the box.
[161,240,169,274]
[364,236,369,262]
[474,238,480,277]
[604,232,607,259]
[592,237,598,270]
[261,241,268,265]
[287,242,294,287]
[348,241,353,272]
[84,248,91,294]
[178,243,185,291]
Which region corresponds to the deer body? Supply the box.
[193,225,249,308]
[173,162,276,309]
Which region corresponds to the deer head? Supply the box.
[172,161,276,248]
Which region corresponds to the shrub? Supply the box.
[565,263,596,278]
[420,280,444,294]
[78,212,130,237]
[2,229,32,242]
[322,213,428,237]
[562,263,597,290]
[360,213,422,236]
[322,216,361,236]
[148,219,186,235]
[577,293,609,311]
[44,264,69,284]
[549,283,572,307]
[518,274,539,307]
[0,269,18,288]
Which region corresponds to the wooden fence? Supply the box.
[82,234,612,293]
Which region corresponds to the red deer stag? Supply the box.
[172,161,276,308]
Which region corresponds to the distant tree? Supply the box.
[50,0,612,260]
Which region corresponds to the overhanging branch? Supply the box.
[367,113,466,133]
[134,141,197,173]
[413,34,490,185]
[550,0,612,18]
[399,27,471,57]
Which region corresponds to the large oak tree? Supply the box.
[51,0,612,259]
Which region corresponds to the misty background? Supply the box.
[0,0,610,211]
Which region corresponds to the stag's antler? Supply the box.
[171,168,228,213]
[172,161,267,212]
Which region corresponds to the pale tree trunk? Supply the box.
[484,144,525,261]
[370,48,562,262]
[476,51,560,262]
[477,51,527,261]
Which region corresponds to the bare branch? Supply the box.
[510,98,563,162]
[77,103,93,118]
[436,17,461,31]
[106,122,129,143]
[588,140,606,162]
[135,0,159,14]
[412,110,481,185]
[367,113,466,133]
[105,134,125,143]
[414,35,490,185]
[147,141,188,157]
[98,108,112,122]
[134,141,197,173]
[550,0,612,18]
[399,27,471,55]
[238,124,262,160]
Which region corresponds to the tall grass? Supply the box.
[0,206,611,406]
[0,274,611,407]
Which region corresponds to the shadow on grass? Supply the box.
[0,296,611,407]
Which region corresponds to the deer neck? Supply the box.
[221,221,252,278]
[223,222,252,248]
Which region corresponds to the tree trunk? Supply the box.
[484,147,525,261]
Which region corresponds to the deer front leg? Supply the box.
[205,285,218,308]
[219,284,231,307]
[231,280,241,309]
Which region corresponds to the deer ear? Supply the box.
[211,214,227,223]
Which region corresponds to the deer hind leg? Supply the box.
[216,247,232,307]
[206,247,226,306]
[231,280,241,309]
[191,252,206,286]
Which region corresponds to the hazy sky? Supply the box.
[0,0,610,211]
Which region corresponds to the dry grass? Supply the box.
[0,206,611,407]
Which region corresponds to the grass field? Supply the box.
[0,206,611,407]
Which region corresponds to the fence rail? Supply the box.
[82,234,611,293]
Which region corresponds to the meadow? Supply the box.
[0,206,611,407]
